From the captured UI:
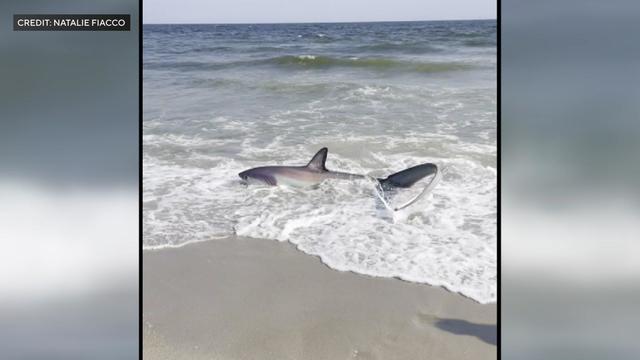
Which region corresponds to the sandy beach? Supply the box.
[143,237,496,360]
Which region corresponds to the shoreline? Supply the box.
[144,236,496,359]
[144,238,489,305]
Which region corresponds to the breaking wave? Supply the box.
[145,55,474,74]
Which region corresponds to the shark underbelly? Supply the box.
[273,170,326,187]
[275,171,365,187]
[273,172,325,187]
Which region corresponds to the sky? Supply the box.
[144,0,496,24]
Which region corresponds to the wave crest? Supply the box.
[146,55,473,74]
[270,55,472,73]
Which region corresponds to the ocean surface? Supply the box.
[143,20,496,303]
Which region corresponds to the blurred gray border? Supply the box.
[0,0,140,358]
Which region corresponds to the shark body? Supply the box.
[238,148,437,190]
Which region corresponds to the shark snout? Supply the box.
[237,167,278,186]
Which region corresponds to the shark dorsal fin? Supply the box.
[306,147,328,171]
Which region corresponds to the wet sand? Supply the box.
[143,237,496,360]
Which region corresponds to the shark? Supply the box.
[238,147,438,191]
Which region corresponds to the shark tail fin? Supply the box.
[378,163,438,188]
[306,147,328,171]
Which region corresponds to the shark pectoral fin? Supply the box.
[306,147,328,171]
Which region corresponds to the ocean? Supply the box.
[143,20,496,303]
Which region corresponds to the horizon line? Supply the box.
[142,18,497,26]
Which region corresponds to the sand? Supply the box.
[143,237,496,360]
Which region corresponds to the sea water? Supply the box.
[143,20,496,303]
